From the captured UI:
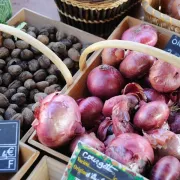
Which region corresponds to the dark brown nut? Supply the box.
[11,113,24,127]
[17,87,29,97]
[20,49,34,60]
[37,35,49,45]
[5,57,11,63]
[0,47,9,58]
[33,69,47,82]
[60,39,72,49]
[32,102,40,112]
[0,59,5,69]
[8,80,22,90]
[0,93,9,108]
[47,64,58,75]
[27,103,34,110]
[7,58,21,67]
[73,43,82,50]
[4,108,16,120]
[38,55,51,69]
[30,89,39,101]
[39,28,49,36]
[18,61,28,70]
[2,32,12,39]
[8,104,19,111]
[31,46,40,55]
[52,42,66,54]
[47,42,55,50]
[4,89,16,99]
[8,65,22,76]
[34,93,47,102]
[0,76,2,86]
[0,70,3,74]
[63,58,74,69]
[45,75,58,85]
[44,26,57,34]
[68,48,80,62]
[27,26,39,35]
[27,31,36,38]
[44,84,62,94]
[36,81,49,91]
[3,38,15,50]
[24,79,36,90]
[22,108,34,129]
[11,49,21,58]
[28,59,40,72]
[15,40,29,49]
[67,35,78,44]
[0,108,5,115]
[56,31,66,41]
[11,93,26,106]
[49,34,55,42]
[0,87,7,94]
[19,71,33,82]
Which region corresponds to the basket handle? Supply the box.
[142,0,160,9]
[79,40,180,71]
[0,24,73,86]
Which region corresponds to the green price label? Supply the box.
[0,0,12,24]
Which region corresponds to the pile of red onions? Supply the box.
[32,23,180,179]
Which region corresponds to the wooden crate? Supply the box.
[0,142,39,180]
[6,8,103,143]
[27,156,66,180]
[27,16,179,163]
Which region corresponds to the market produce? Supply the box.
[32,92,85,148]
[169,112,180,133]
[70,132,105,153]
[105,133,154,174]
[150,156,180,180]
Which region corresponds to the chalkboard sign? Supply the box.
[62,142,146,180]
[0,120,20,173]
[164,34,180,57]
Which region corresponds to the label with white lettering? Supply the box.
[164,34,180,57]
[62,142,147,180]
[0,121,20,172]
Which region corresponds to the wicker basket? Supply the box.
[55,0,141,38]
[142,0,180,34]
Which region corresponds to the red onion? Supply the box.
[119,51,156,79]
[121,24,158,46]
[149,60,180,93]
[79,96,103,130]
[87,65,125,100]
[169,90,179,103]
[150,156,180,180]
[105,133,154,174]
[70,132,105,153]
[76,98,84,105]
[102,47,124,66]
[32,92,85,148]
[169,112,180,134]
[104,134,115,146]
[133,101,170,131]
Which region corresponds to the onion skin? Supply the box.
[79,96,103,130]
[105,133,154,174]
[87,65,125,100]
[133,101,170,131]
[70,132,105,153]
[102,47,124,67]
[121,24,158,46]
[169,112,180,134]
[149,60,180,93]
[33,92,85,148]
[119,51,156,79]
[150,156,180,180]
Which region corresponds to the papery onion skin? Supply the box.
[70,132,105,153]
[150,156,180,180]
[79,96,103,130]
[121,24,158,46]
[32,92,85,148]
[87,65,125,100]
[149,60,180,93]
[102,47,124,67]
[105,133,154,174]
[119,51,156,79]
[133,101,170,131]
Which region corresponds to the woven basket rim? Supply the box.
[142,0,180,27]
[58,1,139,24]
[57,0,129,10]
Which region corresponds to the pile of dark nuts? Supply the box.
[0,23,87,137]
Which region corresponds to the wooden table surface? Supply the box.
[11,0,60,20]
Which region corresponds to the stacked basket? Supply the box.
[54,0,141,38]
